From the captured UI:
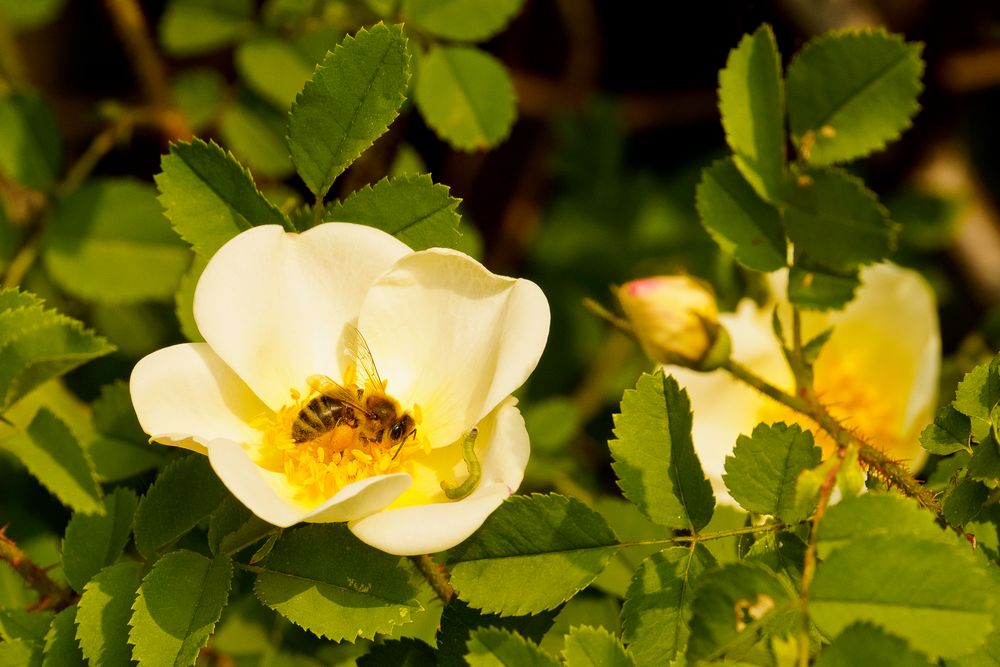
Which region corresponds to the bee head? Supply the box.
[389,413,416,444]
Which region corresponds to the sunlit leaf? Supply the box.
[133,454,228,558]
[465,628,559,667]
[42,604,84,666]
[156,139,291,259]
[448,494,619,616]
[253,524,421,641]
[88,381,167,481]
[76,561,144,667]
[287,23,410,197]
[610,372,715,531]
[810,535,997,659]
[414,46,515,151]
[954,356,1000,436]
[920,405,972,455]
[436,598,560,667]
[221,91,297,179]
[718,24,786,200]
[562,626,632,667]
[723,422,821,521]
[815,493,950,559]
[236,36,319,110]
[696,158,786,272]
[0,409,102,514]
[62,488,137,593]
[621,545,715,664]
[129,551,233,667]
[403,0,525,41]
[787,29,923,165]
[326,174,462,249]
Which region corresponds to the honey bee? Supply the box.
[291,327,416,456]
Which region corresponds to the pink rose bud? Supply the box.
[617,276,730,371]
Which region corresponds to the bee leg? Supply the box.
[440,429,481,500]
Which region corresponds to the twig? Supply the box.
[410,554,453,604]
[0,526,74,611]
[102,0,191,141]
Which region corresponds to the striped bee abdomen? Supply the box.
[291,395,357,443]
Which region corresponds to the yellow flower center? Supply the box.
[253,381,422,507]
[758,350,906,460]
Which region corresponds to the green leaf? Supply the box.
[208,495,276,557]
[954,356,1000,432]
[159,0,254,56]
[42,604,84,666]
[220,92,296,179]
[718,24,786,200]
[287,23,410,197]
[686,562,798,662]
[44,178,189,304]
[414,46,515,151]
[89,381,167,481]
[920,405,972,455]
[76,561,144,667]
[0,609,52,643]
[815,622,930,667]
[436,598,560,667]
[0,639,40,666]
[465,628,559,667]
[621,545,715,664]
[816,493,950,559]
[787,29,923,166]
[236,36,319,110]
[723,423,821,521]
[0,289,113,413]
[810,535,997,659]
[156,138,291,259]
[175,256,206,343]
[743,531,806,586]
[448,494,619,616]
[610,372,715,531]
[944,477,989,527]
[1,409,102,514]
[402,0,525,41]
[695,158,786,272]
[133,454,228,558]
[253,524,420,641]
[783,168,896,272]
[173,69,225,132]
[0,92,62,191]
[357,638,436,667]
[787,261,859,311]
[562,626,632,667]
[0,0,65,30]
[129,550,233,667]
[969,433,1000,484]
[591,497,671,598]
[62,488,137,593]
[326,174,462,249]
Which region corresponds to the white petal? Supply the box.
[130,343,268,454]
[666,300,792,498]
[358,249,549,447]
[207,438,412,527]
[194,224,411,410]
[348,398,528,555]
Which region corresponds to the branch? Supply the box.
[410,554,453,604]
[0,526,74,611]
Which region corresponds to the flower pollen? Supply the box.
[253,382,420,506]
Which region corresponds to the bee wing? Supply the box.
[307,374,373,417]
[343,326,384,392]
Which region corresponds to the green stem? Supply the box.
[620,521,792,548]
[410,554,453,604]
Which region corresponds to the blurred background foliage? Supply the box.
[2,0,1000,661]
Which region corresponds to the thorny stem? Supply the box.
[410,554,453,604]
[797,449,844,667]
[0,526,75,611]
[721,359,943,517]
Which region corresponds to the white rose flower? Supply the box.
[666,263,940,502]
[130,223,550,555]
